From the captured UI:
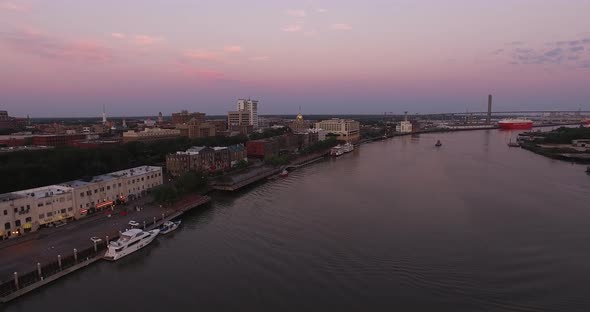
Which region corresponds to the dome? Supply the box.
[296,113,304,121]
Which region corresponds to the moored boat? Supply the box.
[498,118,533,130]
[342,143,354,153]
[160,220,181,234]
[330,145,344,157]
[435,140,442,147]
[279,169,289,177]
[103,228,159,261]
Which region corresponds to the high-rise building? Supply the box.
[235,99,259,128]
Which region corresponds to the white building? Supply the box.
[0,166,163,239]
[236,99,259,129]
[314,118,360,143]
[396,121,413,133]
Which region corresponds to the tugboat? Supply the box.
[435,140,442,147]
[160,220,181,235]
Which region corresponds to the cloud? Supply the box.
[316,8,327,14]
[491,48,504,55]
[331,23,352,31]
[132,35,163,45]
[570,46,584,52]
[582,38,590,44]
[544,48,562,57]
[184,51,222,62]
[111,33,125,39]
[249,56,269,62]
[0,1,30,12]
[223,45,242,53]
[286,9,306,18]
[304,30,318,37]
[0,28,112,62]
[505,41,523,46]
[281,25,302,32]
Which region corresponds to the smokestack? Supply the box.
[486,95,492,124]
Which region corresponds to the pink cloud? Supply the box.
[331,23,352,31]
[132,35,163,45]
[111,33,125,39]
[286,9,306,18]
[0,1,31,12]
[281,25,302,32]
[224,45,242,53]
[0,28,112,62]
[249,56,269,62]
[184,51,222,62]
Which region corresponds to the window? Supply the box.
[25,217,31,222]
[80,205,83,208]
[3,210,6,215]
[37,203,43,207]
[141,177,144,181]
[14,208,18,212]
[60,198,65,202]
[107,186,111,190]
[47,212,53,216]
[26,205,30,209]
[94,189,98,194]
[118,183,121,187]
[15,220,21,227]
[4,223,10,230]
[86,191,91,196]
[100,187,104,192]
[80,192,84,197]
[61,209,66,214]
[39,214,44,219]
[68,207,73,211]
[86,203,89,207]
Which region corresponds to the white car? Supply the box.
[90,237,102,244]
[128,220,140,227]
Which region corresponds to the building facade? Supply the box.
[166,145,247,177]
[122,128,181,143]
[396,121,413,133]
[0,166,163,239]
[228,99,258,129]
[289,113,311,133]
[314,119,360,143]
[172,111,206,125]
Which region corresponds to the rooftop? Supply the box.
[61,166,161,188]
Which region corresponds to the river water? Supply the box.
[6,129,590,312]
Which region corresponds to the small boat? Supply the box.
[160,220,181,234]
[507,137,520,147]
[103,228,159,261]
[435,140,442,147]
[330,145,344,156]
[279,169,288,177]
[342,143,354,153]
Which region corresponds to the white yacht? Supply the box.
[330,145,344,156]
[103,228,160,261]
[342,143,354,153]
[160,220,181,234]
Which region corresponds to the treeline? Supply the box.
[0,135,247,194]
[541,127,590,144]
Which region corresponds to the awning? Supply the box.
[23,223,32,229]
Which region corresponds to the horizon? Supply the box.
[1,1,590,117]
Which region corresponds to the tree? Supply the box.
[152,185,178,205]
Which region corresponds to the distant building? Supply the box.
[176,119,217,138]
[314,119,360,143]
[228,99,258,129]
[1,166,163,239]
[289,113,311,133]
[166,144,247,177]
[122,128,181,143]
[246,139,279,158]
[396,121,412,133]
[172,110,205,125]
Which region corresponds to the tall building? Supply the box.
[314,119,360,143]
[234,99,258,129]
[172,110,206,125]
[290,113,311,133]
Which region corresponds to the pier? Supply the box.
[0,195,210,303]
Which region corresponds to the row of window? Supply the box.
[78,173,162,197]
[4,217,32,230]
[38,207,73,220]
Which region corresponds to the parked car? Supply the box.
[90,237,102,244]
[128,220,140,227]
[54,221,67,228]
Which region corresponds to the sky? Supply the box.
[1,0,590,117]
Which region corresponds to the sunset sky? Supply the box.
[1,0,590,117]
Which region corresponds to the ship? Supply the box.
[342,143,354,153]
[103,228,159,261]
[330,145,344,157]
[582,119,590,128]
[498,118,533,130]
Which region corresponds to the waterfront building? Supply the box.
[246,139,279,158]
[314,119,360,143]
[289,113,311,133]
[172,110,206,125]
[60,166,163,218]
[166,144,247,177]
[396,121,413,133]
[0,166,163,239]
[122,128,181,143]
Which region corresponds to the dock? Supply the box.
[0,195,210,304]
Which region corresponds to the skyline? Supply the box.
[1,0,590,117]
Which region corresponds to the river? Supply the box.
[6,129,590,312]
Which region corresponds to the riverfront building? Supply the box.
[314,119,360,143]
[396,121,413,133]
[166,144,247,177]
[0,166,163,240]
